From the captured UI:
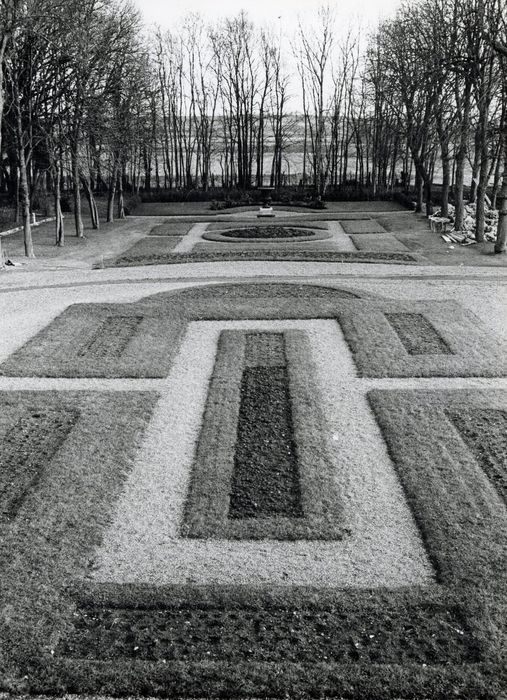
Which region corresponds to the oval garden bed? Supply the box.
[202,226,332,243]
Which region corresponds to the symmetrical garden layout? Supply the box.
[1,282,506,698]
[104,218,422,267]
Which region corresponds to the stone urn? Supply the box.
[257,186,275,218]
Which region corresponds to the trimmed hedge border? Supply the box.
[100,249,419,267]
[181,330,346,540]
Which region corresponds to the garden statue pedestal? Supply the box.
[257,186,275,218]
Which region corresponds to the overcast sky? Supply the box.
[133,0,401,36]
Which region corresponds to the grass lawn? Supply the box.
[2,284,504,379]
[0,390,159,693]
[337,299,507,377]
[0,303,187,377]
[148,222,194,236]
[109,236,183,266]
[0,283,358,377]
[376,212,431,234]
[340,220,388,234]
[350,233,411,252]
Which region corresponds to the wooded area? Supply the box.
[0,0,506,255]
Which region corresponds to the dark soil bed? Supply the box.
[222,226,315,238]
[229,334,302,519]
[385,312,453,355]
[1,406,79,520]
[182,329,346,540]
[447,408,507,504]
[61,590,476,666]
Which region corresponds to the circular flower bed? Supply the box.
[222,226,312,239]
[202,226,332,243]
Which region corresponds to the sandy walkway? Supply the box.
[91,319,434,588]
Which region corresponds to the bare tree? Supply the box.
[296,5,334,197]
[492,32,507,252]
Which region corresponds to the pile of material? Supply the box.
[433,202,498,245]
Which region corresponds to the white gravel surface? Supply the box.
[172,222,208,253]
[91,319,434,588]
[2,261,507,294]
[326,221,357,251]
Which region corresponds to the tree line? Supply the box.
[0,0,506,256]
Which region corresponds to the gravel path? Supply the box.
[92,319,434,588]
[3,260,507,295]
[326,221,357,251]
[172,222,208,253]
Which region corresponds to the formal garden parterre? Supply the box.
[0,281,506,698]
[100,218,423,267]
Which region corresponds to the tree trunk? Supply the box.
[491,138,504,209]
[0,35,8,160]
[16,96,34,258]
[107,160,117,223]
[81,175,99,229]
[475,119,490,243]
[454,150,466,230]
[454,82,472,230]
[469,128,481,204]
[424,179,434,217]
[117,167,125,219]
[439,132,451,218]
[54,161,64,247]
[494,145,507,253]
[414,169,423,213]
[72,150,84,237]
